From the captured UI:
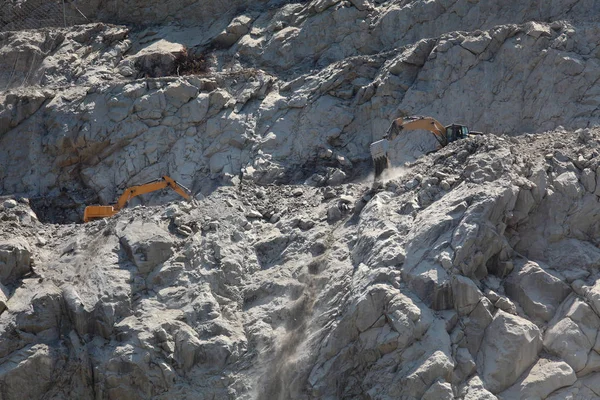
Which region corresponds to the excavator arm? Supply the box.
[83,176,191,222]
[386,116,448,146]
[371,116,449,177]
[115,176,191,210]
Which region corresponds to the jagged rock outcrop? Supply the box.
[1,131,600,399]
[2,1,600,211]
[2,0,600,398]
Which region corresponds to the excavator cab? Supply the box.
[445,124,470,143]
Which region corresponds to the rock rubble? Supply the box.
[0,131,600,398]
[2,0,600,398]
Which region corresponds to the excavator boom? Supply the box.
[83,176,191,222]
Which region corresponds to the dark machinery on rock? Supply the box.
[370,116,483,176]
[83,176,191,222]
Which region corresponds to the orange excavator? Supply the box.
[370,116,483,176]
[83,176,192,222]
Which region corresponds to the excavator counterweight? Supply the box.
[83,176,191,222]
[83,205,119,222]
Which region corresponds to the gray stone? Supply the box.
[499,358,576,400]
[422,380,453,400]
[327,169,347,186]
[119,221,174,275]
[3,199,17,209]
[460,376,498,400]
[478,311,542,393]
[327,204,343,223]
[544,317,591,372]
[0,238,32,285]
[452,275,482,315]
[505,261,571,322]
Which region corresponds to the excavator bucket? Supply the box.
[83,205,118,222]
[370,139,390,177]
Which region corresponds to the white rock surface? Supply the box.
[0,237,32,285]
[498,358,576,400]
[505,260,571,322]
[477,311,542,393]
[0,0,600,398]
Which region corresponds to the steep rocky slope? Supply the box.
[2,0,600,399]
[2,0,600,215]
[4,131,600,399]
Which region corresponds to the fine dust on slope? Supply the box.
[255,232,338,399]
[379,166,410,183]
[256,277,318,400]
[356,166,409,188]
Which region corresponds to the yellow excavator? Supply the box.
[370,116,483,176]
[83,176,192,222]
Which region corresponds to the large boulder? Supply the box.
[421,379,454,400]
[130,39,187,78]
[477,310,542,393]
[463,297,494,357]
[0,344,56,400]
[399,347,454,398]
[505,260,571,322]
[452,275,483,315]
[498,358,576,399]
[0,237,32,285]
[543,318,592,372]
[459,376,498,400]
[583,278,600,317]
[8,280,63,342]
[540,295,600,374]
[118,221,175,275]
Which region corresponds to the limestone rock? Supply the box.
[422,380,454,400]
[164,80,199,107]
[214,15,253,47]
[3,199,17,209]
[459,376,498,400]
[462,297,493,357]
[454,346,477,382]
[579,350,600,377]
[327,203,343,223]
[581,168,596,192]
[525,22,552,38]
[505,260,571,322]
[583,280,600,317]
[452,275,482,315]
[402,349,455,398]
[498,358,576,400]
[544,317,592,372]
[461,32,492,55]
[477,311,542,393]
[0,237,32,285]
[118,221,174,274]
[0,344,56,400]
[131,39,187,77]
[553,171,583,198]
[2,0,600,398]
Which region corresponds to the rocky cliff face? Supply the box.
[1,0,600,399]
